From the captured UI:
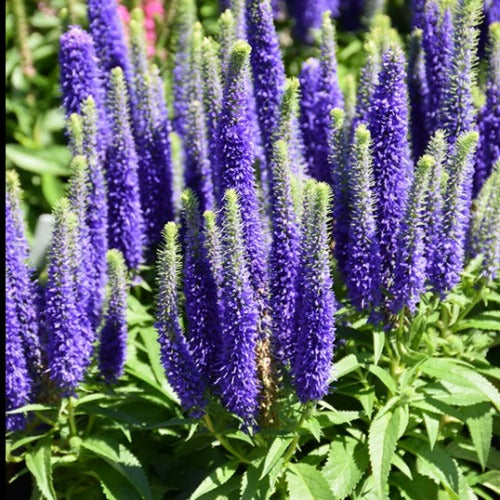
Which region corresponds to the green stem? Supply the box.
[85,414,95,437]
[202,414,250,464]
[67,397,78,437]
[282,403,313,467]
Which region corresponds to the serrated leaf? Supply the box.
[368,403,402,497]
[25,439,56,500]
[402,439,460,498]
[420,359,500,410]
[316,410,360,428]
[189,461,239,500]
[373,329,385,365]
[421,412,440,450]
[81,437,152,500]
[392,452,413,480]
[369,365,397,395]
[356,388,376,418]
[334,354,360,378]
[421,382,488,407]
[94,461,141,500]
[454,312,500,332]
[7,403,55,414]
[303,417,322,442]
[287,463,333,500]
[461,403,493,470]
[322,437,368,499]
[470,470,500,495]
[260,438,293,480]
[390,472,439,500]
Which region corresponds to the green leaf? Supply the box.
[25,439,56,500]
[81,437,153,500]
[260,438,293,480]
[6,403,55,414]
[287,463,333,500]
[322,437,369,499]
[335,354,360,378]
[390,472,439,500]
[369,365,397,395]
[470,470,500,496]
[303,416,322,442]
[40,174,64,207]
[421,412,440,450]
[401,439,460,498]
[6,144,70,176]
[392,452,413,480]
[189,461,239,500]
[138,327,167,387]
[93,461,141,500]
[316,410,360,428]
[368,403,403,497]
[356,388,376,418]
[453,312,500,332]
[420,358,500,410]
[461,402,493,470]
[373,329,385,365]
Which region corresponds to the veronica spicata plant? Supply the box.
[5,2,500,499]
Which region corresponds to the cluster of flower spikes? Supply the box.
[7,0,500,428]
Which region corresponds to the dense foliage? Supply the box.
[5,1,500,499]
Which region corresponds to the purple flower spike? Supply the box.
[201,37,223,182]
[299,57,321,177]
[276,78,307,178]
[287,1,337,43]
[68,155,95,343]
[313,12,344,183]
[59,26,106,117]
[106,67,144,270]
[155,223,207,416]
[80,98,109,328]
[468,161,500,281]
[442,0,482,143]
[474,23,500,196]
[59,26,108,155]
[183,25,215,211]
[408,29,429,161]
[328,108,350,276]
[423,130,448,291]
[292,181,336,403]
[269,140,300,365]
[171,0,196,138]
[352,40,380,134]
[87,0,132,89]
[129,17,175,249]
[218,190,259,422]
[181,190,220,385]
[411,0,426,29]
[99,249,129,383]
[216,41,269,306]
[346,125,382,312]
[435,131,479,293]
[246,0,286,165]
[6,293,32,432]
[367,45,411,293]
[228,0,247,39]
[422,3,454,136]
[390,155,434,313]
[202,210,224,291]
[45,199,92,393]
[5,171,42,380]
